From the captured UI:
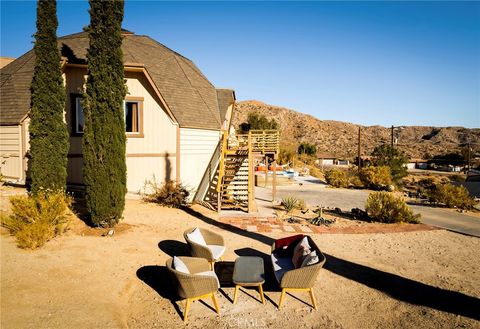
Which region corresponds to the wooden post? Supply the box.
[272,160,277,202]
[264,155,268,188]
[248,132,253,213]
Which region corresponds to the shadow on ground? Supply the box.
[136,265,183,318]
[138,205,480,321]
[324,254,480,321]
[158,240,190,257]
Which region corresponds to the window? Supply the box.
[124,97,144,138]
[70,94,143,137]
[71,94,84,135]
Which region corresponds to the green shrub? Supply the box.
[428,184,475,210]
[359,166,393,189]
[143,179,190,208]
[1,190,71,249]
[365,191,420,224]
[281,196,301,213]
[325,168,349,188]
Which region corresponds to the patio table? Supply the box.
[232,256,265,304]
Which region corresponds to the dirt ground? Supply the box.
[1,188,479,329]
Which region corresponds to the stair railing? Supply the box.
[216,130,229,194]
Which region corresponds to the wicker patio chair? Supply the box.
[184,227,226,269]
[166,257,220,322]
[271,235,326,310]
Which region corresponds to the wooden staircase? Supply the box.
[215,130,279,212]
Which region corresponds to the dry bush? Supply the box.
[365,191,420,224]
[325,168,349,188]
[143,178,190,208]
[1,190,71,249]
[359,166,393,189]
[428,184,475,210]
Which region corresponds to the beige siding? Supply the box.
[0,125,22,181]
[180,128,220,192]
[126,155,176,193]
[63,67,178,192]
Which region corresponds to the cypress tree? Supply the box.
[29,0,69,193]
[83,0,126,227]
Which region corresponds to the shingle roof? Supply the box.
[1,31,225,129]
[216,89,235,123]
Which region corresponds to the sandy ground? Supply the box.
[1,189,479,329]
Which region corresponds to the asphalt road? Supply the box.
[255,177,480,237]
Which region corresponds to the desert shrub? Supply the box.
[365,191,420,223]
[281,196,302,213]
[325,168,349,188]
[428,184,475,210]
[359,166,393,189]
[143,179,190,208]
[309,166,324,180]
[1,190,71,249]
[347,169,363,188]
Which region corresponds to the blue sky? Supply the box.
[1,1,479,128]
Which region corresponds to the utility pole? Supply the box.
[468,142,471,172]
[357,126,361,172]
[391,125,394,149]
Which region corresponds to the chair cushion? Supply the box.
[271,252,294,283]
[292,244,311,268]
[293,236,311,255]
[173,256,190,274]
[301,250,319,267]
[196,270,220,288]
[274,234,304,250]
[207,245,225,260]
[187,227,207,246]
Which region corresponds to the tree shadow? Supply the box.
[136,265,183,318]
[158,240,189,257]
[324,253,480,320]
[70,197,95,227]
[180,206,275,246]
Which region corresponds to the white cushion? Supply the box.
[187,227,207,246]
[207,245,225,260]
[173,256,190,274]
[293,236,311,255]
[196,270,220,288]
[301,250,319,267]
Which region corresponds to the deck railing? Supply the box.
[235,130,279,153]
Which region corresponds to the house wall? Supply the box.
[64,67,178,193]
[180,128,221,193]
[0,125,22,182]
[317,159,335,166]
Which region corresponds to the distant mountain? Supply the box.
[232,100,480,160]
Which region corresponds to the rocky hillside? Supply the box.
[232,100,480,160]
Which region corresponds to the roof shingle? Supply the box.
[0,31,226,130]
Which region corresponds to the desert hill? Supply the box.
[232,100,480,160]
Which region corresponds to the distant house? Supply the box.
[315,153,336,166]
[407,159,428,170]
[0,30,235,196]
